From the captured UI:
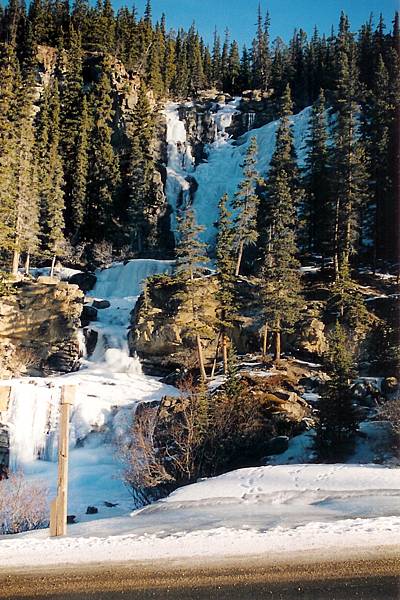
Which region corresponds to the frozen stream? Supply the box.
[0,259,178,518]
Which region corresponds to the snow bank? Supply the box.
[1,464,399,569]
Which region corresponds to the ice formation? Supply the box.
[1,259,177,507]
[165,97,311,244]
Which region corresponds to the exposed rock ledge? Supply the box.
[0,278,83,377]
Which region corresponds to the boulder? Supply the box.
[81,305,98,327]
[86,506,98,515]
[92,299,111,310]
[69,272,97,293]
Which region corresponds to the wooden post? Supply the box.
[50,385,75,537]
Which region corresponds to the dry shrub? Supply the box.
[378,396,400,437]
[119,407,173,506]
[0,471,49,534]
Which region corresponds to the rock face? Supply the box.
[0,281,83,377]
[130,274,330,374]
[130,275,219,374]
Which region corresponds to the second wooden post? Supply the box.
[50,385,75,537]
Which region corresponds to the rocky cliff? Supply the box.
[0,278,83,377]
[129,273,330,375]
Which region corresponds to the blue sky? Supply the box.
[122,0,398,46]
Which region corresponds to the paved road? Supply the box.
[1,557,399,600]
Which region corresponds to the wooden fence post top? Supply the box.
[60,385,76,406]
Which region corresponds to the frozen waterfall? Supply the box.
[165,99,311,245]
[1,259,176,475]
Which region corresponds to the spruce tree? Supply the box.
[330,41,368,279]
[303,89,331,259]
[259,84,303,360]
[175,208,209,381]
[124,82,162,252]
[316,324,358,460]
[69,95,90,238]
[86,58,120,242]
[13,60,40,274]
[215,193,236,373]
[232,136,260,276]
[0,43,18,264]
[37,80,66,274]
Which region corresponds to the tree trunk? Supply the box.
[196,334,207,382]
[262,323,268,357]
[274,321,281,362]
[333,197,340,280]
[24,252,30,275]
[12,250,20,277]
[222,332,228,375]
[235,240,244,277]
[210,331,221,379]
[50,255,57,278]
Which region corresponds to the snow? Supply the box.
[164,99,311,244]
[1,464,399,568]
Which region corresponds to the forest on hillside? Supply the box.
[0,0,398,274]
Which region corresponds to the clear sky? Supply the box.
[121,0,398,47]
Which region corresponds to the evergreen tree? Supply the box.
[226,40,240,94]
[303,89,331,259]
[316,324,358,460]
[175,208,209,381]
[0,43,18,263]
[69,95,90,238]
[232,137,260,276]
[86,59,120,242]
[211,28,221,88]
[330,38,369,279]
[215,193,236,373]
[258,84,303,360]
[37,80,66,273]
[124,82,162,252]
[13,59,40,274]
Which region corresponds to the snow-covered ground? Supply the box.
[1,464,399,568]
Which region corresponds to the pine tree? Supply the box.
[175,208,209,381]
[215,193,236,373]
[330,40,368,279]
[60,25,85,236]
[37,80,66,274]
[316,324,358,460]
[86,59,120,242]
[124,82,162,252]
[13,59,40,274]
[212,28,221,88]
[252,5,271,90]
[259,84,303,360]
[232,137,260,276]
[303,89,331,259]
[69,95,90,238]
[0,43,18,264]
[226,41,240,94]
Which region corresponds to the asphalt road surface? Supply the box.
[1,556,399,600]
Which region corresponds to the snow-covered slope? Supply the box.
[165,99,311,244]
[1,464,399,568]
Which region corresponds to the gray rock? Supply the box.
[70,272,97,292]
[86,506,98,515]
[81,305,98,327]
[92,299,111,310]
